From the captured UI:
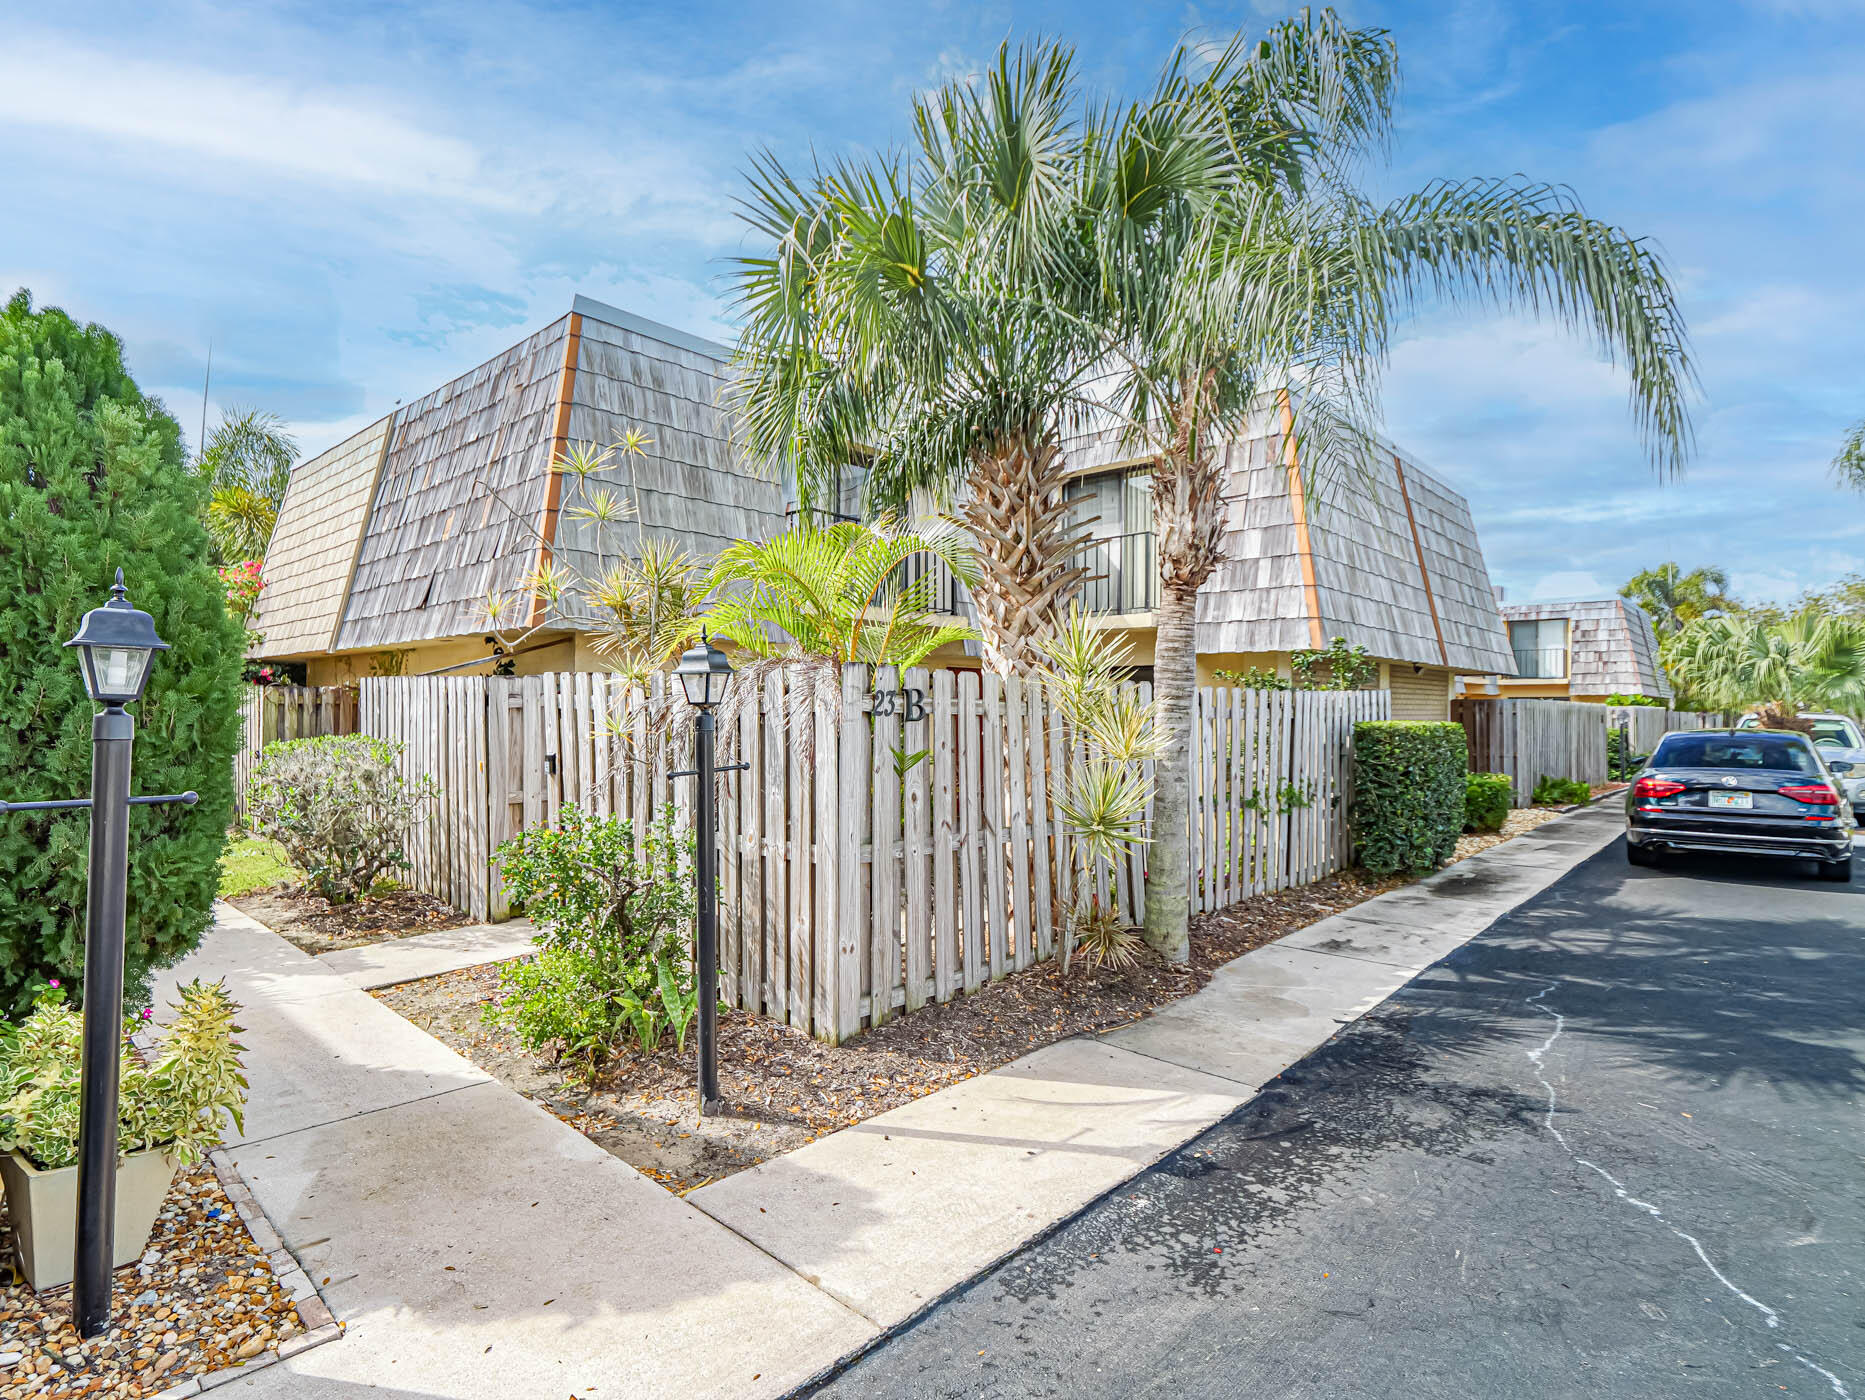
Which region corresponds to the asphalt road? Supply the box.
[805,841,1864,1399]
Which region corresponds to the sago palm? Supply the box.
[702,514,978,670]
[1076,15,1696,959]
[727,45,1102,675]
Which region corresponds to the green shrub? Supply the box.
[1351,722,1467,876]
[0,980,247,1169]
[1604,693,1662,707]
[487,807,696,1078]
[0,291,247,1015]
[246,735,434,903]
[1464,773,1513,832]
[1532,775,1593,807]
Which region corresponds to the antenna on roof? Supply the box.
[198,340,213,463]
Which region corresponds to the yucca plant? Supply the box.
[1037,608,1159,972]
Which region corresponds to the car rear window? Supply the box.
[1650,734,1821,774]
[1809,720,1860,747]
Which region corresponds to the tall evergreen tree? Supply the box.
[0,290,245,1012]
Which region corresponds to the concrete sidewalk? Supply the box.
[689,802,1624,1336]
[151,907,875,1400]
[157,803,1619,1398]
[317,920,537,991]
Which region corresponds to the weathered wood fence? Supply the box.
[1606,705,1721,758]
[1454,697,1609,806]
[1457,698,1722,806]
[357,669,1386,1042]
[235,684,359,810]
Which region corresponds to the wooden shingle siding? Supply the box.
[250,417,392,658]
[335,316,574,650]
[1501,598,1671,697]
[1064,397,1513,672]
[547,309,785,625]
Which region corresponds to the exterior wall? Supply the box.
[251,417,391,658]
[303,634,578,687]
[1387,666,1455,722]
[1499,598,1671,700]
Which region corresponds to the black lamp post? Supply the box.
[1,571,196,1337]
[672,634,743,1117]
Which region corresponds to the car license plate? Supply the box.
[1708,791,1752,809]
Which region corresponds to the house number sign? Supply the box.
[870,686,927,721]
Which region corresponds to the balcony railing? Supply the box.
[782,510,1160,622]
[1072,531,1158,616]
[1511,647,1569,680]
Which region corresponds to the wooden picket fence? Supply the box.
[358,669,1385,1042]
[1455,698,1728,807]
[1606,705,1723,759]
[235,684,359,811]
[1454,698,1608,806]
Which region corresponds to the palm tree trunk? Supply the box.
[959,433,1089,676]
[1142,385,1229,961]
[1143,580,1198,961]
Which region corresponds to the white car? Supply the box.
[1736,712,1865,816]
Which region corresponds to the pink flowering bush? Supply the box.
[218,559,264,623]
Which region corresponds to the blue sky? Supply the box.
[3,1,1861,606]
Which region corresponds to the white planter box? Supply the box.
[0,1147,180,1292]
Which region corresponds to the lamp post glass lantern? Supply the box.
[672,634,741,1117]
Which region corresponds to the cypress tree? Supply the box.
[0,290,245,1012]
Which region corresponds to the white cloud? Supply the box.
[0,36,494,203]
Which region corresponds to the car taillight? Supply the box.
[1779,783,1839,806]
[1632,776,1685,799]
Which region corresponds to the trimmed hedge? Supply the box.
[1352,721,1467,876]
[1464,773,1512,832]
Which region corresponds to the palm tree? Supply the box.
[727,45,1102,676]
[1620,562,1737,637]
[1835,418,1865,491]
[196,407,298,561]
[1665,609,1865,724]
[1075,16,1696,960]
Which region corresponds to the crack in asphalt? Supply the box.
[1523,981,1852,1399]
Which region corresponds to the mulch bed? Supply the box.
[377,804,1590,1196]
[378,866,1400,1194]
[226,885,472,957]
[1,1164,305,1399]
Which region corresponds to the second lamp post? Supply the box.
[672,635,743,1116]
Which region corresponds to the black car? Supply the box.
[1625,728,1857,881]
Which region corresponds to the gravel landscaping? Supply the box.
[1,1161,319,1399]
[225,885,472,957]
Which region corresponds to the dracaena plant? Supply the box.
[0,980,248,1170]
